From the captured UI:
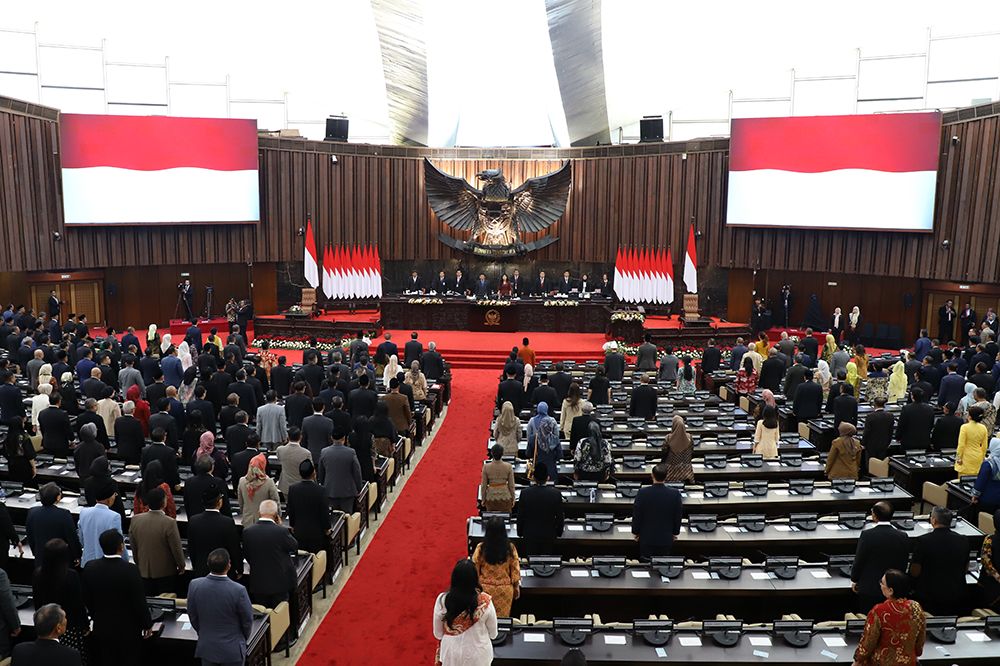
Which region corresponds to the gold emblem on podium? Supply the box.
[485,309,501,326]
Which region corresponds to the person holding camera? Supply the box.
[179,280,195,322]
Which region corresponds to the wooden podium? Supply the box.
[301,288,317,313]
[683,293,699,319]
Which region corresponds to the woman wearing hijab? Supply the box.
[147,324,161,358]
[573,421,614,482]
[31,383,52,430]
[84,456,126,520]
[59,371,80,416]
[178,341,194,371]
[845,361,860,397]
[887,361,908,403]
[525,402,561,484]
[522,364,537,402]
[4,416,35,484]
[133,460,177,517]
[829,307,844,341]
[662,415,695,483]
[821,334,837,364]
[382,354,401,387]
[37,362,56,391]
[958,382,978,419]
[492,401,521,455]
[977,508,1000,610]
[847,306,862,345]
[480,444,515,513]
[957,406,989,477]
[178,366,198,404]
[972,438,1000,517]
[734,355,758,395]
[753,389,777,421]
[349,415,377,483]
[406,360,428,400]
[826,422,863,480]
[127,383,151,436]
[194,430,229,480]
[816,359,832,396]
[754,405,780,459]
[238,453,279,527]
[866,361,889,401]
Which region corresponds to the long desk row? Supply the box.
[511,457,830,484]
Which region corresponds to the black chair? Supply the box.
[874,323,889,348]
[886,325,902,349]
[859,322,874,346]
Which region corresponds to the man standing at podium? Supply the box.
[474,274,490,298]
[511,269,523,298]
[405,270,423,293]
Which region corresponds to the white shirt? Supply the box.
[432,592,497,666]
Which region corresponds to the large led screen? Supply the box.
[726,112,941,231]
[60,114,260,225]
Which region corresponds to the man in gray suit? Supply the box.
[188,548,253,666]
[317,428,363,513]
[830,342,851,382]
[300,399,334,462]
[635,334,658,371]
[275,427,312,495]
[777,332,797,370]
[117,354,145,400]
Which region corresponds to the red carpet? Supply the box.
[297,369,496,666]
[642,315,746,331]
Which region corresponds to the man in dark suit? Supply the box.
[832,383,858,430]
[186,385,217,436]
[227,370,258,419]
[532,374,558,409]
[516,463,564,556]
[895,388,935,450]
[0,371,24,424]
[81,529,152,666]
[115,400,148,461]
[496,369,524,414]
[701,339,722,374]
[324,396,353,440]
[317,431,363,513]
[453,269,469,295]
[26,483,81,563]
[758,348,785,393]
[938,362,966,407]
[396,370,415,410]
[188,488,242,579]
[184,456,232,518]
[185,323,203,354]
[295,354,325,398]
[635,334,657,371]
[187,549,254,665]
[909,368,934,405]
[148,399,179,450]
[631,464,683,561]
[218,393,241,434]
[242,500,299,608]
[376,332,398,360]
[861,397,895,462]
[534,270,551,297]
[825,370,850,414]
[48,289,62,320]
[433,271,448,294]
[473,274,490,298]
[12,604,81,666]
[569,402,597,453]
[960,303,977,346]
[791,369,823,425]
[76,397,110,449]
[851,502,909,614]
[421,342,445,381]
[224,411,254,459]
[145,373,168,414]
[284,381,313,430]
[629,374,658,420]
[287,460,331,554]
[939,299,956,343]
[140,428,180,488]
[783,355,808,399]
[38,393,74,456]
[604,348,626,382]
[549,362,573,404]
[230,435,263,489]
[403,333,423,367]
[800,329,819,368]
[404,271,423,293]
[302,399,335,462]
[270,357,293,397]
[909,506,970,616]
[346,375,378,421]
[558,270,574,295]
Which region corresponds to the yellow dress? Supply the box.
[471,543,520,617]
[956,421,988,475]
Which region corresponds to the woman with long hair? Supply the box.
[178,365,198,404]
[4,416,35,484]
[526,402,562,484]
[734,355,758,395]
[677,356,696,394]
[754,331,770,356]
[574,421,614,481]
[854,344,869,379]
[492,401,520,455]
[754,405,780,458]
[33,538,90,660]
[133,460,177,518]
[498,274,512,298]
[432,559,498,666]
[588,367,610,405]
[480,443,515,513]
[471,517,520,617]
[237,453,279,527]
[662,415,694,483]
[349,415,377,483]
[406,360,428,400]
[560,382,584,438]
[853,569,925,666]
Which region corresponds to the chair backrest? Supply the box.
[979,511,997,536]
[861,322,874,336]
[367,482,378,509]
[312,551,328,589]
[301,288,316,312]
[868,457,889,478]
[269,601,290,648]
[887,325,901,338]
[875,324,888,338]
[922,481,949,508]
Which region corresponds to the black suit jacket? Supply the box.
[832,394,858,429]
[324,408,353,440]
[632,484,683,547]
[187,398,217,436]
[80,556,152,639]
[911,527,970,606]
[629,385,658,419]
[895,402,935,450]
[287,480,331,552]
[347,388,378,421]
[242,519,299,595]
[496,378,524,414]
[224,423,254,459]
[301,413,335,461]
[188,509,243,579]
[473,279,490,298]
[604,353,626,382]
[403,340,423,367]
[802,336,820,367]
[140,443,180,487]
[792,381,823,421]
[12,639,81,666]
[851,523,909,597]
[148,412,178,450]
[25,505,81,561]
[39,406,74,456]
[284,393,313,429]
[421,351,445,380]
[826,381,851,414]
[230,448,260,488]
[931,413,963,452]
[405,276,423,292]
[296,364,324,397]
[701,347,722,374]
[145,382,168,414]
[569,414,597,452]
[758,357,785,393]
[227,382,257,417]
[516,484,564,544]
[862,409,895,460]
[549,372,573,404]
[76,410,110,448]
[270,365,293,397]
[532,385,558,410]
[183,473,232,518]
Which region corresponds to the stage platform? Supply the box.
[168,317,233,338]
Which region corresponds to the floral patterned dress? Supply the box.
[471,544,521,617]
[734,368,758,395]
[978,534,1000,608]
[853,597,925,666]
[433,591,497,666]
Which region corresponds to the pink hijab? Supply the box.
[196,431,215,458]
[761,389,776,408]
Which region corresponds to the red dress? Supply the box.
[498,282,512,297]
[734,368,758,394]
[853,597,925,666]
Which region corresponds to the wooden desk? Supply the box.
[512,458,830,484]
[889,453,958,495]
[380,297,611,333]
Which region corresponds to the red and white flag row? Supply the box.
[303,219,382,299]
[612,224,698,304]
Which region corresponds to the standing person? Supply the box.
[960,303,977,347]
[405,360,427,401]
[826,422,863,480]
[559,383,583,439]
[852,570,926,666]
[779,284,793,328]
[32,540,89,660]
[909,506,970,616]
[734,356,758,395]
[587,367,610,405]
[887,361,907,403]
[317,429,363,513]
[492,401,520,456]
[847,306,862,345]
[939,299,956,343]
[517,338,536,368]
[11,604,81,666]
[257,391,287,451]
[661,415,694,483]
[78,480,129,566]
[635,334,657,371]
[850,502,910,614]
[480,444,515,513]
[237,453,279,528]
[701,339,722,374]
[286,461,331,555]
[931,402,963,452]
[348,416,377,483]
[471,518,520,617]
[629,373,658,419]
[753,405,780,458]
[573,422,613,482]
[631,464,683,561]
[81,529,153,666]
[525,403,561,485]
[188,485,243,580]
[4,416,35,484]
[895,388,935,451]
[657,347,679,384]
[862,397,895,462]
[978,509,1000,610]
[515,463,564,555]
[972,438,1000,516]
[791,369,824,425]
[432,559,498,666]
[241,500,298,609]
[275,427,311,495]
[128,488,185,595]
[829,307,844,341]
[187,549,254,666]
[956,406,988,476]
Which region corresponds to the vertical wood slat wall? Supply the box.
[1,100,1000,285]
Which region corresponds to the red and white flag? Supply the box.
[727,113,940,231]
[322,246,333,299]
[304,219,319,289]
[664,248,674,304]
[59,114,259,225]
[683,224,697,294]
[613,247,624,301]
[373,245,383,297]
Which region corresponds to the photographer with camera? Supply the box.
[179,279,195,322]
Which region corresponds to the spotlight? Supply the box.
[951,136,960,146]
[298,227,305,236]
[941,239,951,249]
[52,231,61,241]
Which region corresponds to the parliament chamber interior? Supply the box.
[2,3,1000,666]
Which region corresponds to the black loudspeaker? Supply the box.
[324,116,349,142]
[904,294,914,307]
[108,283,117,296]
[639,116,664,143]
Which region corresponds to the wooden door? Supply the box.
[30,283,63,320]
[68,281,103,325]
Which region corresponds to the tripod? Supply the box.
[172,290,184,321]
[202,287,214,321]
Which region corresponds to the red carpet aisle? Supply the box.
[297,369,498,666]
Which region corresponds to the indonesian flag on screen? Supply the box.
[59,114,260,225]
[726,113,941,231]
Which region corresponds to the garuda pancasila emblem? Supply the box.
[423,157,572,257]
